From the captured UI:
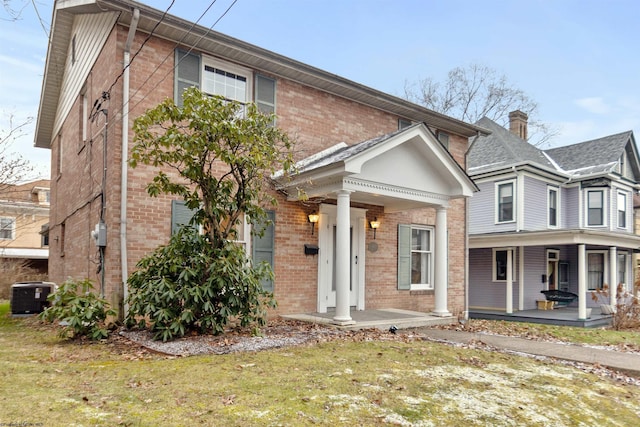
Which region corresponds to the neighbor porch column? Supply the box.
[433,206,451,316]
[578,244,587,320]
[333,189,354,325]
[609,246,617,306]
[506,248,513,314]
[518,246,524,311]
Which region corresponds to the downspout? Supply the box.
[121,8,140,318]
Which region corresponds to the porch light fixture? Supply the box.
[369,217,380,239]
[308,212,319,235]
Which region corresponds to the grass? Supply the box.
[1,301,640,426]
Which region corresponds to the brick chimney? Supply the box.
[509,110,528,140]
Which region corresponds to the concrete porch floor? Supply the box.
[281,308,457,331]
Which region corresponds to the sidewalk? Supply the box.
[416,328,640,377]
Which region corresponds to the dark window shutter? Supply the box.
[253,211,275,292]
[255,74,276,115]
[171,200,195,235]
[398,224,411,290]
[175,49,201,106]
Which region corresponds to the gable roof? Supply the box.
[276,123,478,211]
[467,117,555,175]
[543,131,633,176]
[35,0,489,149]
[468,117,638,183]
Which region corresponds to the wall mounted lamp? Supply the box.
[369,217,380,239]
[308,212,319,235]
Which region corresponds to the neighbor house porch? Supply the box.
[470,306,613,328]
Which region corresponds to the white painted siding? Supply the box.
[52,12,118,138]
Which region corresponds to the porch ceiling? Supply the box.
[469,229,640,250]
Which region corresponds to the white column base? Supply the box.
[332,317,356,326]
[431,310,453,317]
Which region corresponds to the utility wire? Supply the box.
[104,0,176,97]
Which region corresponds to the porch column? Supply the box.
[518,246,524,311]
[433,206,451,316]
[333,190,355,325]
[609,246,617,307]
[506,248,513,314]
[578,244,587,320]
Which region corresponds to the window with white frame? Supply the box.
[175,49,276,116]
[587,251,605,291]
[496,180,515,223]
[548,186,558,227]
[617,191,627,229]
[397,224,434,290]
[618,252,627,292]
[586,189,605,226]
[493,248,515,282]
[410,226,433,290]
[0,217,15,240]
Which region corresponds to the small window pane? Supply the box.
[498,183,513,222]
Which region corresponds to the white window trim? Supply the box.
[410,224,434,291]
[495,179,516,224]
[201,55,253,104]
[585,189,607,227]
[586,250,608,291]
[0,217,16,240]
[492,248,516,283]
[547,186,559,228]
[616,190,628,230]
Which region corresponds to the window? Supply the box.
[0,217,15,240]
[398,119,412,129]
[559,261,569,291]
[587,252,605,290]
[617,191,627,229]
[60,222,65,257]
[397,224,434,290]
[171,200,195,235]
[548,187,558,227]
[252,211,275,292]
[437,131,449,150]
[618,253,627,292]
[496,181,515,223]
[493,248,515,282]
[41,224,49,247]
[587,190,604,226]
[175,49,276,115]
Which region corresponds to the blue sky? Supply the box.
[1,0,639,178]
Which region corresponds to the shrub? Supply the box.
[126,226,276,342]
[591,283,640,331]
[39,278,116,340]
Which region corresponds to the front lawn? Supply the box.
[1,301,639,426]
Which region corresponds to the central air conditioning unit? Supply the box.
[10,281,57,315]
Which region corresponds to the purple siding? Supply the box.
[522,176,548,230]
[469,180,517,234]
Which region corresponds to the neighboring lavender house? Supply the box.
[467,111,640,320]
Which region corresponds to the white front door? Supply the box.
[317,204,366,312]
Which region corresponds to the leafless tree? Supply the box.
[0,113,35,197]
[404,63,558,147]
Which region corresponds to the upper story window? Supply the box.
[617,191,627,229]
[586,189,605,226]
[398,118,412,130]
[548,186,558,227]
[175,49,275,116]
[437,131,449,150]
[496,180,515,223]
[0,217,15,240]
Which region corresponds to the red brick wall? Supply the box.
[48,23,469,317]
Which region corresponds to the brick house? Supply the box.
[35,0,484,324]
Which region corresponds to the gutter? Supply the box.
[121,7,139,318]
